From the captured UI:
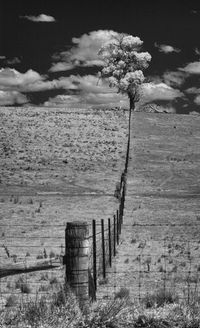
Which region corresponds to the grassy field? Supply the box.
[0,106,128,308]
[98,112,200,302]
[1,107,200,310]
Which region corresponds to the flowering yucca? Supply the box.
[98,33,151,111]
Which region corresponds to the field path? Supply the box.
[98,112,200,300]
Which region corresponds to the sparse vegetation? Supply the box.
[49,250,55,258]
[2,286,200,328]
[5,295,18,308]
[98,278,109,285]
[142,288,179,308]
[114,287,130,299]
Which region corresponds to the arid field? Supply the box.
[99,112,200,301]
[1,108,200,308]
[0,106,128,308]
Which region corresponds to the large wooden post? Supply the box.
[64,221,89,304]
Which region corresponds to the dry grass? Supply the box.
[0,106,128,307]
[1,286,200,328]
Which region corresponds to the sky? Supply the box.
[1,0,200,113]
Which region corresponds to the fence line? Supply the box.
[3,108,200,306]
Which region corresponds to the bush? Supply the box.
[114,287,130,300]
[143,288,178,308]
[5,295,18,307]
[0,284,81,327]
[20,282,31,294]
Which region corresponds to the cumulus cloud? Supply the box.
[21,14,56,22]
[154,42,181,54]
[0,67,126,107]
[44,92,127,108]
[194,95,200,105]
[184,87,200,106]
[0,90,28,106]
[49,62,75,73]
[44,74,128,108]
[179,61,200,74]
[6,57,21,65]
[163,71,186,87]
[44,95,81,107]
[0,68,43,91]
[140,82,184,104]
[185,87,200,94]
[49,30,119,72]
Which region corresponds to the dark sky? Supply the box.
[1,0,200,112]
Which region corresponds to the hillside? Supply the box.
[99,112,200,300]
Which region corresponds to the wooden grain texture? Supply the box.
[65,221,90,301]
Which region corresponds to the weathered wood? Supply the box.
[116,211,119,245]
[0,258,61,278]
[113,215,116,256]
[65,221,89,303]
[92,219,97,291]
[101,219,106,279]
[108,218,112,267]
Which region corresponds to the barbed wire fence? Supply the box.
[0,221,66,308]
[2,110,200,307]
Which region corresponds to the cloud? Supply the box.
[0,68,43,91]
[154,42,181,54]
[44,92,127,108]
[0,56,6,59]
[185,87,200,94]
[194,95,200,105]
[45,74,128,108]
[49,30,119,72]
[185,87,200,106]
[0,67,126,107]
[163,71,186,87]
[49,62,75,73]
[44,95,81,107]
[179,61,200,74]
[0,90,28,106]
[21,14,56,22]
[140,82,184,104]
[6,57,21,65]
[194,48,200,55]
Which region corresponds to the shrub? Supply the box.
[40,273,49,281]
[5,295,18,307]
[99,278,108,285]
[49,250,55,258]
[20,282,31,294]
[38,284,49,292]
[143,289,179,308]
[50,276,59,285]
[114,287,130,300]
[15,276,24,289]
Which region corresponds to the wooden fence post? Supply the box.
[92,220,97,291]
[116,212,119,245]
[108,218,112,267]
[113,215,116,256]
[101,219,106,279]
[64,221,89,304]
[117,209,121,235]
